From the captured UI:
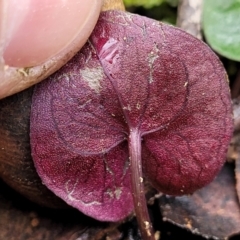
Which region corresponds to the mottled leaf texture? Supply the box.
[159,164,240,239]
[30,10,233,222]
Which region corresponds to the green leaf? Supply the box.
[203,0,240,61]
[124,0,163,8]
[165,0,178,7]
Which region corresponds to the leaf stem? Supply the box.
[128,129,155,240]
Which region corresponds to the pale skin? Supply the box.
[0,0,103,99]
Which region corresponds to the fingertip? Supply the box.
[2,0,103,67]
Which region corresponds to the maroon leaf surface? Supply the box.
[30,10,233,225]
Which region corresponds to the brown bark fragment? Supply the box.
[0,88,67,208]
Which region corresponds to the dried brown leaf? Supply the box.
[159,164,240,239]
[0,179,99,240]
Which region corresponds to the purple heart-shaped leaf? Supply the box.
[30,10,233,239]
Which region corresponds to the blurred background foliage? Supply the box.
[124,0,178,9]
[123,0,178,24]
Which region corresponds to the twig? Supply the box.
[227,98,240,162]
[231,68,240,99]
[177,0,203,39]
[102,0,125,11]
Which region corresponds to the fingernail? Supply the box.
[1,0,102,67]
